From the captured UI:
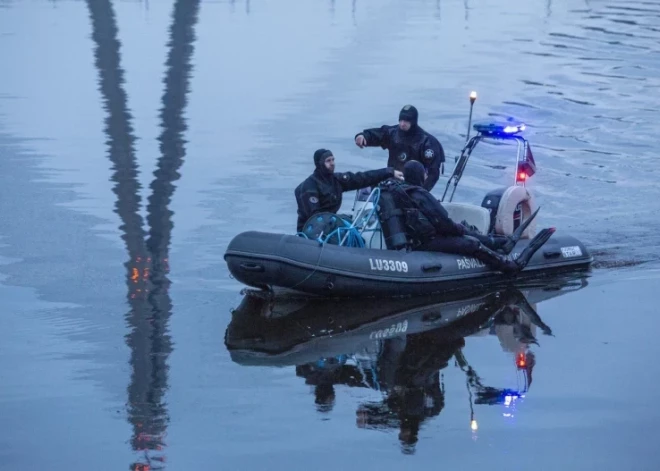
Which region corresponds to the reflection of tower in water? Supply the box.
[85,0,200,469]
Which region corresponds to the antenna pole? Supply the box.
[465,91,477,145]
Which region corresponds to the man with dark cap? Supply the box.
[354,105,445,192]
[387,160,553,274]
[294,148,403,232]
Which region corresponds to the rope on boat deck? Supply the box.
[290,187,382,289]
[296,187,381,248]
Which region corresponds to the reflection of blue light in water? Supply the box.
[501,391,525,419]
[315,354,348,368]
[495,389,522,405]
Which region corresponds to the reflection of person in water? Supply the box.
[295,331,463,453]
[354,331,465,454]
[314,384,336,413]
[295,356,349,413]
[292,288,551,452]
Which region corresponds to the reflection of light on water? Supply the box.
[502,393,525,419]
[470,418,479,441]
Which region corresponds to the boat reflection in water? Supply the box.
[225,274,588,453]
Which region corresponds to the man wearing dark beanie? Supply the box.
[354,104,445,192]
[385,160,554,274]
[294,148,403,232]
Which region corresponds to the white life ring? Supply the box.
[494,185,538,238]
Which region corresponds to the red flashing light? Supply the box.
[516,352,527,368]
[517,171,527,182]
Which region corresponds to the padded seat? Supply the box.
[442,202,491,235]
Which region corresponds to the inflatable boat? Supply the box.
[224,92,593,298]
[224,273,589,367]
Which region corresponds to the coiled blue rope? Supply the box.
[295,187,382,248]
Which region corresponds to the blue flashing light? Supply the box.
[498,389,523,405]
[473,122,526,136]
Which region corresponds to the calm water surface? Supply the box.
[1,0,659,469]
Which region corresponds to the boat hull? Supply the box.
[224,230,593,298]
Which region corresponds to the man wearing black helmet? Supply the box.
[387,160,553,274]
[354,105,445,192]
[294,148,403,233]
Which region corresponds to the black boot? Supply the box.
[474,244,521,274]
[475,227,556,274]
[511,227,556,269]
[496,206,541,255]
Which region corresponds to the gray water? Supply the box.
[1,0,659,469]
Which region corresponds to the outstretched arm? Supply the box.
[336,167,395,192]
[355,125,394,149]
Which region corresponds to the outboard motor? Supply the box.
[376,184,408,251]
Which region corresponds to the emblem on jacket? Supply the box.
[424,149,434,159]
[399,152,407,162]
[309,196,319,203]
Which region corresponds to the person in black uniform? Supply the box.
[388,160,553,274]
[354,105,445,191]
[294,148,403,232]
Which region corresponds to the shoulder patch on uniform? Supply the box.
[309,196,319,203]
[399,152,408,162]
[424,148,434,159]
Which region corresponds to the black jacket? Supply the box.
[295,167,395,232]
[389,182,466,243]
[357,125,445,191]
